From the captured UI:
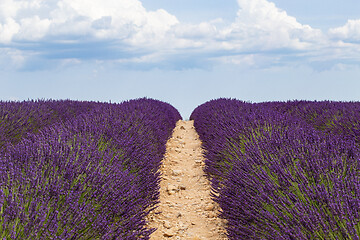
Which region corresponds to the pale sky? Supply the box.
[1,0,360,118]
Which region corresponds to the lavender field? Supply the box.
[0,98,181,239]
[2,98,360,239]
[191,99,360,239]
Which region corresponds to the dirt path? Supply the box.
[146,120,227,239]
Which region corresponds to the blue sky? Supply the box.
[1,0,360,118]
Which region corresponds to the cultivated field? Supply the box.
[0,98,181,239]
[191,99,360,239]
[2,98,360,239]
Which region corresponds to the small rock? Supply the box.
[177,212,182,218]
[191,222,196,225]
[172,170,182,176]
[167,184,178,195]
[167,184,178,191]
[180,126,185,130]
[178,222,188,230]
[195,160,202,164]
[163,220,172,229]
[166,201,175,207]
[179,185,186,190]
[170,176,179,180]
[163,229,175,237]
[205,204,215,211]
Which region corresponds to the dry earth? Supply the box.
[146,120,227,240]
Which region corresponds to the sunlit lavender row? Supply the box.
[263,101,360,148]
[191,99,360,239]
[0,100,100,152]
[0,98,181,239]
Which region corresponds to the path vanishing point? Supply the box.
[146,120,227,240]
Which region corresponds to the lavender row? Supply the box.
[261,101,360,147]
[191,99,360,239]
[0,98,181,239]
[0,99,99,150]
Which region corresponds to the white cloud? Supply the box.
[0,0,359,71]
[0,0,179,44]
[0,18,20,43]
[220,0,325,50]
[0,0,22,20]
[48,0,179,45]
[0,0,49,42]
[127,8,179,46]
[216,54,258,67]
[329,19,360,41]
[0,48,26,69]
[0,0,325,49]
[91,16,112,30]
[17,16,51,40]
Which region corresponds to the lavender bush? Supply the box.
[191,98,360,239]
[0,99,98,150]
[0,98,181,239]
[262,101,360,146]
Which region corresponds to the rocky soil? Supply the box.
[146,120,227,239]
